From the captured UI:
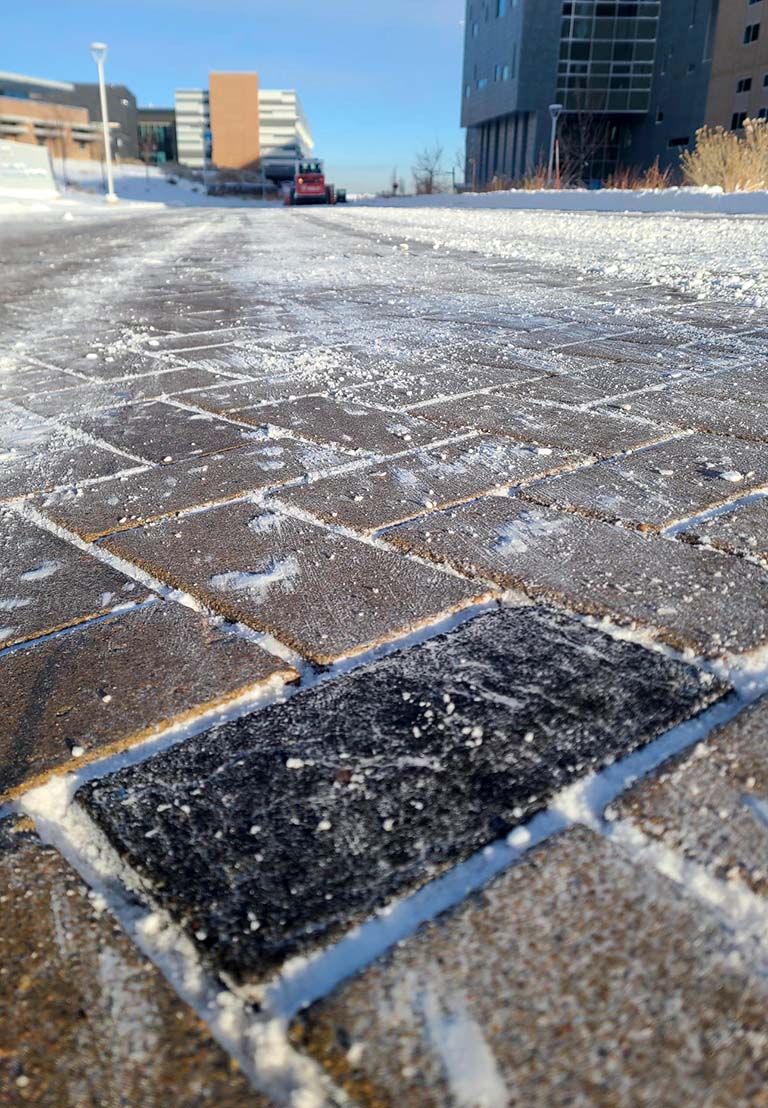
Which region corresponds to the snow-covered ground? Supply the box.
[362,185,768,216]
[1,159,766,308]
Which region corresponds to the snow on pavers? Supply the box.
[615,388,768,443]
[414,392,675,457]
[16,367,243,420]
[4,203,768,1104]
[35,348,168,381]
[387,498,768,657]
[288,827,768,1108]
[64,399,252,465]
[277,437,586,534]
[682,497,768,563]
[336,361,544,411]
[0,364,84,403]
[0,406,141,501]
[223,395,452,456]
[526,433,768,530]
[0,819,264,1106]
[0,508,146,649]
[37,440,348,541]
[101,501,490,664]
[0,601,296,801]
[77,606,724,983]
[615,695,768,900]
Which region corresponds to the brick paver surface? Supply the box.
[388,497,768,656]
[527,433,768,530]
[615,695,768,896]
[289,827,768,1108]
[682,496,768,563]
[0,509,146,649]
[102,501,489,663]
[278,437,585,533]
[0,600,295,801]
[0,820,267,1108]
[2,205,768,1106]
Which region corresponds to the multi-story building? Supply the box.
[174,88,211,169]
[0,70,138,162]
[137,107,177,164]
[706,0,768,130]
[460,0,739,187]
[209,72,261,170]
[174,75,313,179]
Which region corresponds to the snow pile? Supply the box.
[315,204,768,307]
[361,186,768,217]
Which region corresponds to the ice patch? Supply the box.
[0,596,32,611]
[19,560,62,582]
[493,511,564,555]
[210,556,300,600]
[419,983,508,1108]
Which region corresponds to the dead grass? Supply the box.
[604,159,674,190]
[681,119,768,191]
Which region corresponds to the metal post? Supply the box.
[90,43,117,203]
[547,103,563,189]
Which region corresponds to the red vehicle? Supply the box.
[286,159,336,205]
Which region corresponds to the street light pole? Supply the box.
[547,103,563,189]
[90,42,117,203]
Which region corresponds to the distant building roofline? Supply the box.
[0,70,75,92]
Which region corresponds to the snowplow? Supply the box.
[285,159,339,205]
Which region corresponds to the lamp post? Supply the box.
[547,103,563,189]
[90,42,117,203]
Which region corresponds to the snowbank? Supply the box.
[360,186,768,217]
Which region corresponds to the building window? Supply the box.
[668,136,690,147]
[465,85,471,98]
[472,21,479,36]
[749,0,762,5]
[477,78,489,89]
[497,0,507,14]
[731,111,748,129]
[744,22,761,43]
[737,77,753,93]
[764,72,768,85]
[759,107,768,118]
[656,109,664,123]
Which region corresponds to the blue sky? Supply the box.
[6,0,467,193]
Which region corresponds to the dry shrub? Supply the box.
[681,119,768,191]
[641,158,674,189]
[604,158,673,190]
[517,163,549,191]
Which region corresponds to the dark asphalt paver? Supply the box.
[78,606,724,983]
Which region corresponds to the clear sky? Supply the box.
[5,0,467,193]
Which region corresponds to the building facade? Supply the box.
[137,107,177,164]
[174,88,210,169]
[461,0,729,187]
[174,76,313,179]
[706,0,768,130]
[209,72,260,170]
[0,71,135,162]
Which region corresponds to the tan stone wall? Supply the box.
[706,2,768,129]
[209,72,260,170]
[0,96,105,161]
